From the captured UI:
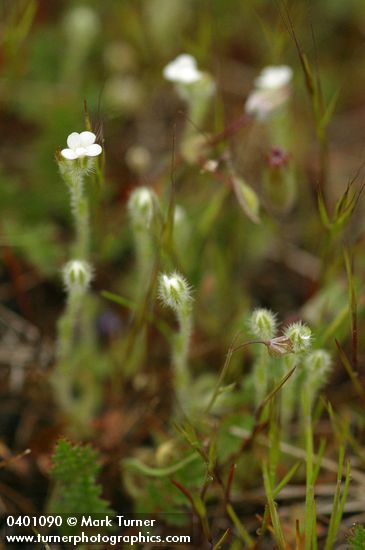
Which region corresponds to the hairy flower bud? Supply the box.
[63,6,100,47]
[62,259,93,295]
[128,187,157,229]
[304,350,332,387]
[158,272,192,313]
[284,322,312,353]
[249,308,277,340]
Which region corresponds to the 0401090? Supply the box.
[6,515,63,527]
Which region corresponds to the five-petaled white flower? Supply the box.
[61,131,102,160]
[163,54,203,84]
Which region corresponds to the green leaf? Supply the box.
[232,176,260,224]
[319,88,340,132]
[262,462,286,550]
[49,439,113,530]
[348,524,365,549]
[122,453,198,477]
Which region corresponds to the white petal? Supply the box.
[85,144,102,157]
[79,131,96,147]
[67,132,81,149]
[244,89,288,120]
[176,54,196,67]
[61,148,78,160]
[254,66,293,90]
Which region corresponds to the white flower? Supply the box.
[254,65,293,90]
[163,54,203,84]
[61,131,102,160]
[245,65,293,120]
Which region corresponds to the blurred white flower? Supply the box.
[245,64,293,120]
[61,131,102,160]
[245,88,290,120]
[163,54,203,84]
[125,145,151,174]
[254,65,293,90]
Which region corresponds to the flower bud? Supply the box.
[103,41,138,74]
[284,322,312,353]
[125,145,152,175]
[155,440,177,467]
[158,272,192,313]
[128,187,157,229]
[144,0,192,54]
[63,6,100,49]
[174,205,186,225]
[62,259,93,295]
[304,350,332,386]
[104,75,145,114]
[249,308,277,340]
[266,335,293,357]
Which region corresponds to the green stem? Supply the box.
[226,503,254,548]
[281,354,299,430]
[303,392,315,550]
[123,452,198,477]
[263,461,286,550]
[57,291,83,362]
[175,308,192,391]
[133,225,154,299]
[253,346,269,407]
[69,173,89,259]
